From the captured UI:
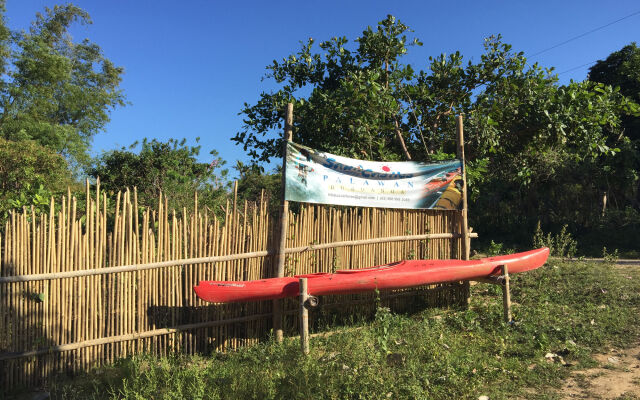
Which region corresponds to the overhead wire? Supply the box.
[558,60,599,75]
[500,9,640,79]
[529,9,640,58]
[555,9,640,76]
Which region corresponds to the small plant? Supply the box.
[374,306,393,356]
[373,287,381,309]
[533,221,578,259]
[487,240,504,256]
[602,247,619,263]
[284,255,295,276]
[331,254,340,273]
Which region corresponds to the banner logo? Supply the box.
[285,142,462,209]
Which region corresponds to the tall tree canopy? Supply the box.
[0,2,125,168]
[235,17,636,165]
[588,42,640,209]
[588,42,640,141]
[235,16,640,250]
[589,42,640,105]
[234,16,426,163]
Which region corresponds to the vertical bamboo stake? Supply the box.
[501,264,512,323]
[59,198,66,346]
[456,115,471,307]
[299,277,309,355]
[0,228,3,384]
[273,102,293,342]
[86,183,93,358]
[455,115,469,261]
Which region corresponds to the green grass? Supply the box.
[48,260,640,399]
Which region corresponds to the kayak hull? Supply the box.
[193,247,549,303]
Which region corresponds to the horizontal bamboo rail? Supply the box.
[0,312,275,361]
[0,232,477,283]
[1,184,472,388]
[0,283,463,361]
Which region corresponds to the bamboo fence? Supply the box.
[0,184,469,388]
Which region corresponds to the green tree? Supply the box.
[234,15,424,163]
[90,138,229,213]
[233,161,281,213]
[588,43,640,210]
[0,3,125,168]
[235,16,640,251]
[0,138,72,219]
[588,42,640,139]
[469,79,638,243]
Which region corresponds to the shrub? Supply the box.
[533,222,578,258]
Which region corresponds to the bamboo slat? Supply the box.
[0,232,476,283]
[0,188,472,388]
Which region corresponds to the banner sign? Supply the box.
[285,141,463,209]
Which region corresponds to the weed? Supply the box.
[374,307,393,356]
[533,222,578,258]
[486,240,513,256]
[331,254,339,273]
[602,247,619,263]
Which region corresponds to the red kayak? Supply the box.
[194,248,549,303]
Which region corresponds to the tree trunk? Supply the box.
[393,117,412,160]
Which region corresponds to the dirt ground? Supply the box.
[559,261,640,400]
[560,344,640,399]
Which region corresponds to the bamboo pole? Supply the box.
[456,115,470,261]
[0,232,477,283]
[299,278,309,355]
[0,313,275,361]
[501,264,512,323]
[273,102,293,342]
[456,115,471,307]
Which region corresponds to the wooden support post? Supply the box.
[299,278,309,355]
[273,102,294,343]
[501,265,512,323]
[456,115,470,261]
[456,115,471,307]
[471,265,513,323]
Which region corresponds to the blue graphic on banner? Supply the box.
[285,142,462,209]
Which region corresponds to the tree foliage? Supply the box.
[0,137,72,219]
[235,16,640,251]
[588,42,640,209]
[589,42,640,104]
[0,3,125,168]
[234,15,424,163]
[90,138,229,213]
[233,161,281,213]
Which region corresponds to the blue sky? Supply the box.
[5,1,640,175]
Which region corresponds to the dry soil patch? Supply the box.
[560,343,640,399]
[559,261,640,399]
